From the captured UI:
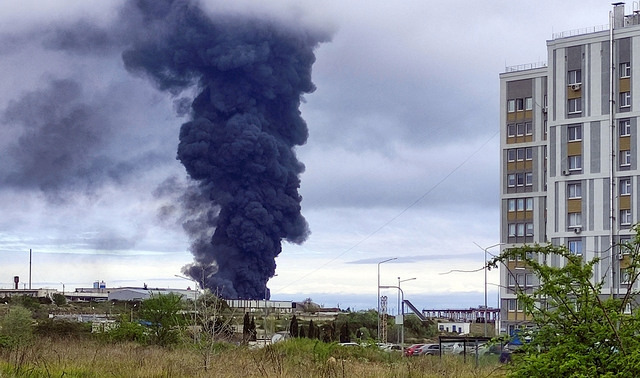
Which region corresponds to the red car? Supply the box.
[405,344,425,356]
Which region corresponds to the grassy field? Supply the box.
[0,337,509,377]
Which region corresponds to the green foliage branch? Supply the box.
[487,224,640,377]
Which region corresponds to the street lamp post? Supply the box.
[380,285,404,353]
[398,277,416,351]
[60,282,65,296]
[475,242,504,337]
[175,274,199,342]
[377,257,397,342]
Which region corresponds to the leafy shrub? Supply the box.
[102,321,148,343]
[35,319,91,338]
[0,306,33,348]
[52,293,66,306]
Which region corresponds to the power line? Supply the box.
[278,129,501,291]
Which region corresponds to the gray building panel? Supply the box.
[506,78,533,98]
[618,37,631,64]
[559,125,567,173]
[601,41,610,115]
[603,178,610,231]
[590,121,601,173]
[549,126,557,177]
[589,178,595,231]
[566,45,583,71]
[632,119,637,171]
[554,181,559,233]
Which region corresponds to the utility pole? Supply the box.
[377,257,396,341]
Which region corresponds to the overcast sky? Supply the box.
[0,0,619,312]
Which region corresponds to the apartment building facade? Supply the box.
[499,3,640,335]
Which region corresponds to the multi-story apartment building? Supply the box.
[499,3,640,335]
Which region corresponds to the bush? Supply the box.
[35,319,91,338]
[102,321,148,343]
[52,293,66,306]
[0,306,33,348]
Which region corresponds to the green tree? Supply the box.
[52,293,66,306]
[289,315,299,338]
[488,224,640,377]
[139,293,185,347]
[249,316,257,341]
[0,305,33,348]
[308,319,316,339]
[339,322,350,343]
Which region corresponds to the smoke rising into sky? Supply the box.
[118,0,328,298]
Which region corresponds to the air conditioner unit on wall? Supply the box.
[570,83,582,91]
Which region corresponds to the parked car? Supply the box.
[405,343,425,356]
[417,343,440,356]
[442,342,463,355]
[379,343,402,352]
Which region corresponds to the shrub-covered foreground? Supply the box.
[0,337,507,377]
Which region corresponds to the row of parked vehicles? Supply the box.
[338,341,502,357]
[404,342,499,357]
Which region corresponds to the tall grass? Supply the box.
[0,337,508,377]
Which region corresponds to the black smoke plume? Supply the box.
[123,0,327,298]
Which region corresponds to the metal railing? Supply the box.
[552,24,609,40]
[504,62,547,73]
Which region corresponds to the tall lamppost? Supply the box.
[475,242,504,337]
[380,285,404,352]
[377,257,397,342]
[398,277,416,351]
[175,274,199,342]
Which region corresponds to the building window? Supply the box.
[525,122,533,135]
[568,212,582,228]
[620,178,632,195]
[621,209,632,226]
[525,273,535,287]
[620,150,631,167]
[516,123,525,136]
[525,97,533,110]
[516,98,524,111]
[620,92,631,108]
[568,182,582,199]
[516,198,525,211]
[525,223,534,236]
[525,147,533,160]
[516,148,525,161]
[516,173,524,187]
[508,224,516,237]
[568,155,582,171]
[508,174,516,187]
[568,239,583,255]
[507,149,516,162]
[517,223,525,236]
[508,298,516,310]
[526,197,533,211]
[621,268,632,285]
[568,69,582,85]
[568,125,582,141]
[568,98,582,114]
[620,119,631,136]
[525,172,533,186]
[508,100,515,113]
[508,199,516,212]
[507,124,516,137]
[620,62,631,78]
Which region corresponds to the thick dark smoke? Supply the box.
[0,78,154,200]
[122,0,328,298]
